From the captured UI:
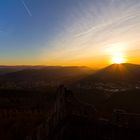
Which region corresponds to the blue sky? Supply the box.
[0,0,140,67]
[0,0,79,64]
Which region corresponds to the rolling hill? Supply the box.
[0,66,46,75]
[0,66,94,84]
[80,63,140,83]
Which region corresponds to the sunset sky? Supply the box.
[0,0,140,67]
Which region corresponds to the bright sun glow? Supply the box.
[106,43,128,64]
[112,55,126,64]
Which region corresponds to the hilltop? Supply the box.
[80,63,140,83]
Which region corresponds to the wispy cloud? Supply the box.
[21,0,32,17]
[0,29,8,36]
[42,0,140,66]
[0,30,4,33]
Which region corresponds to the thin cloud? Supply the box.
[0,29,8,36]
[21,0,32,17]
[0,30,3,33]
[42,0,140,66]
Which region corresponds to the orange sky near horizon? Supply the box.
[0,0,140,68]
[39,0,140,68]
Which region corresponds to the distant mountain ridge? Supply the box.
[0,66,46,75]
[0,63,140,85]
[80,63,140,83]
[0,66,92,75]
[0,66,93,84]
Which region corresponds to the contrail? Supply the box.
[21,0,32,17]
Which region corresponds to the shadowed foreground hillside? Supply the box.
[0,64,140,140]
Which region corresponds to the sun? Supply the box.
[106,43,128,64]
[112,55,126,64]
